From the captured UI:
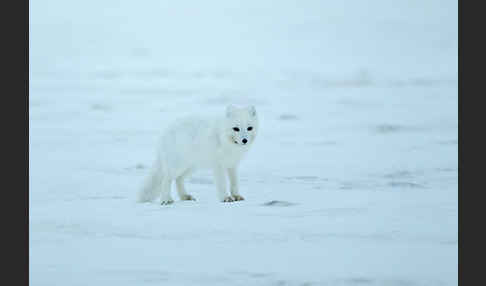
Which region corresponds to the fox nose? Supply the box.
[242,138,248,144]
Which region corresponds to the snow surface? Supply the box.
[30,0,457,285]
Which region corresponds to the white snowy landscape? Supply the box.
[29,0,457,285]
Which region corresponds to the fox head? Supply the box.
[223,105,259,147]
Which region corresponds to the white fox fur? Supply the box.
[138,105,259,204]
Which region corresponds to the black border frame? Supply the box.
[1,0,29,284]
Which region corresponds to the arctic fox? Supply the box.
[138,105,259,204]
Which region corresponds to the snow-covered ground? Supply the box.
[30,1,457,285]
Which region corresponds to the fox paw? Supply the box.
[180,194,196,201]
[160,199,174,205]
[222,196,235,203]
[232,195,245,201]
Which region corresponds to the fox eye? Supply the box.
[233,127,240,132]
[247,126,253,131]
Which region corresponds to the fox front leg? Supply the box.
[213,166,234,202]
[228,168,244,201]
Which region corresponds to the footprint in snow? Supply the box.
[262,200,297,207]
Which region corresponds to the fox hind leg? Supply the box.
[176,169,196,201]
[160,176,174,205]
[138,169,163,203]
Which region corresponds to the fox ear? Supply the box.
[226,105,237,117]
[248,105,257,117]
